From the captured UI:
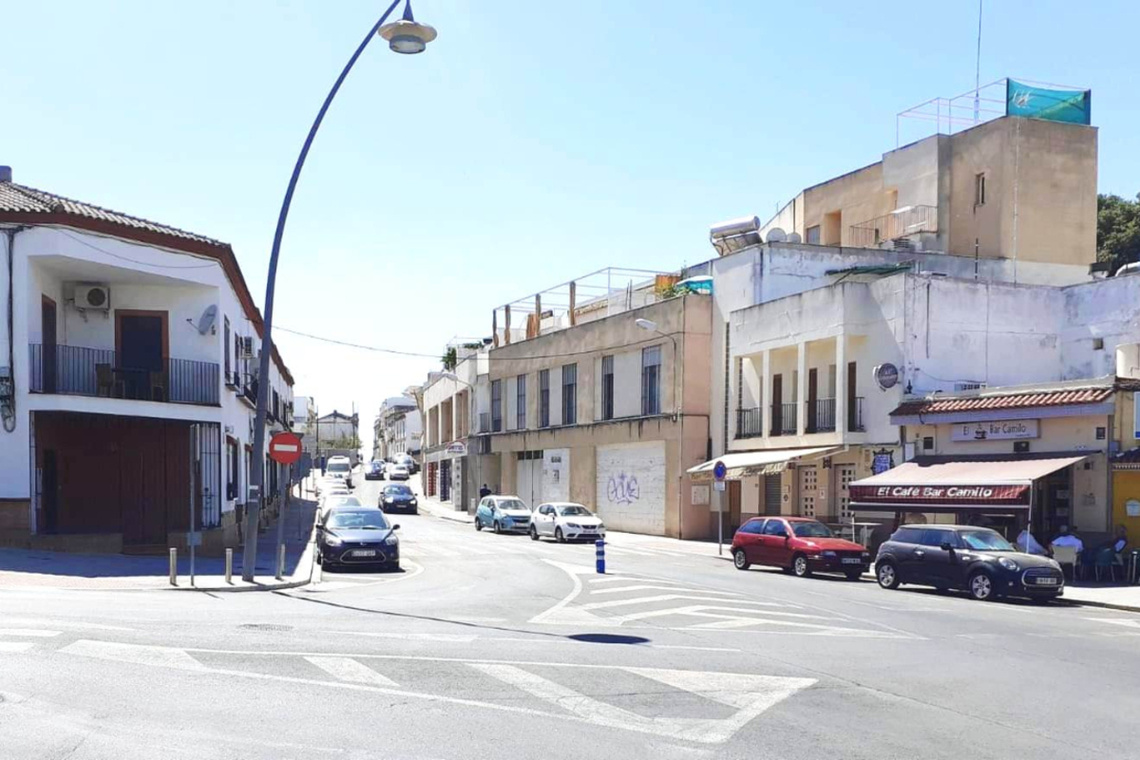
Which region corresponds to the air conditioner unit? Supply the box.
[76,284,111,311]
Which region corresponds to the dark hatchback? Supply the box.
[875,524,1064,602]
[316,507,400,570]
[379,484,418,514]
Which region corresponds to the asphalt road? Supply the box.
[2,475,1139,759]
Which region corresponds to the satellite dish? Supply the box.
[786,232,802,244]
[765,227,787,243]
[196,305,218,335]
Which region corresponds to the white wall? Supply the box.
[542,448,570,503]
[595,441,667,534]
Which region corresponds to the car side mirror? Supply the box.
[392,524,401,531]
[940,542,953,551]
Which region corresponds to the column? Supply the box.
[836,335,847,436]
[796,343,807,436]
[761,350,772,437]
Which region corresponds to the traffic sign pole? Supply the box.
[713,461,727,556]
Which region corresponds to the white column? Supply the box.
[761,350,772,438]
[836,335,847,436]
[796,343,807,436]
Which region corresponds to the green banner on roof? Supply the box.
[1006,79,1091,125]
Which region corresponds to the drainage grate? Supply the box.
[238,624,293,632]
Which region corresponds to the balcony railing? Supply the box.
[808,398,836,433]
[770,402,797,436]
[29,344,219,406]
[848,204,937,249]
[849,396,865,432]
[735,407,763,439]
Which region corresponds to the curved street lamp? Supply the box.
[242,1,437,581]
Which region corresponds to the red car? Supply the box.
[731,517,871,580]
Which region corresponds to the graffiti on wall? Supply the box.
[607,472,640,505]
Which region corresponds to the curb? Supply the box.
[168,533,316,593]
[1055,596,1140,613]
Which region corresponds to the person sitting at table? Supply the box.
[1016,527,1047,555]
[1050,525,1084,554]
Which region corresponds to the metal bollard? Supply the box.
[595,539,606,574]
[225,548,233,584]
[276,543,286,581]
[168,548,177,586]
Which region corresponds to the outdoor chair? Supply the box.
[149,370,168,402]
[1093,547,1121,583]
[95,363,124,398]
[1052,544,1080,580]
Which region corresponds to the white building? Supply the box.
[422,345,492,511]
[0,169,294,554]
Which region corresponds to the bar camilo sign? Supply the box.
[951,419,1038,442]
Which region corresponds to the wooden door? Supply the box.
[116,310,167,400]
[847,361,858,429]
[727,480,742,533]
[807,369,818,432]
[770,374,783,434]
[42,296,57,393]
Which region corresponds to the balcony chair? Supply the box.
[95,363,125,398]
[149,370,168,402]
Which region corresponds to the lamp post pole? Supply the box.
[242,1,436,581]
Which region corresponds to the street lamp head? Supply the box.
[379,1,437,55]
[635,318,659,332]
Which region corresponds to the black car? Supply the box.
[364,461,385,481]
[875,524,1064,602]
[379,484,418,514]
[316,506,400,570]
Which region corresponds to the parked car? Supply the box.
[530,503,605,543]
[875,524,1064,602]
[380,484,418,514]
[475,495,532,534]
[388,465,410,481]
[731,517,871,579]
[364,461,386,481]
[397,454,418,474]
[325,455,354,488]
[316,506,400,571]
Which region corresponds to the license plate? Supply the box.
[1035,577,1058,585]
[351,550,377,557]
[841,558,863,565]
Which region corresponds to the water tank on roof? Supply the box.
[709,216,760,239]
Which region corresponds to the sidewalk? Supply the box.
[1059,583,1140,612]
[0,492,316,592]
[416,490,475,524]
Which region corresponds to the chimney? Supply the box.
[0,166,11,182]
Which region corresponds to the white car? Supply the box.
[325,456,354,488]
[530,503,605,543]
[318,494,364,520]
[388,465,410,481]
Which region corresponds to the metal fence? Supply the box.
[735,407,763,439]
[771,403,797,436]
[29,344,220,406]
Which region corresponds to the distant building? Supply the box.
[375,396,422,461]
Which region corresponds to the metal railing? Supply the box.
[808,398,836,433]
[849,397,865,432]
[29,344,219,406]
[477,412,491,434]
[770,402,797,436]
[735,407,763,439]
[848,205,937,248]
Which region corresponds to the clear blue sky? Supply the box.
[4,1,1138,454]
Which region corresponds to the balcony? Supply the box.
[29,344,220,406]
[849,397,865,432]
[735,407,763,439]
[807,398,836,433]
[848,205,937,249]
[770,403,797,436]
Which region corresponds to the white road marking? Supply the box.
[529,561,590,624]
[60,640,208,671]
[322,631,477,643]
[590,585,742,596]
[0,629,61,637]
[579,595,787,611]
[0,642,36,653]
[1085,617,1140,629]
[305,656,398,686]
[0,618,137,632]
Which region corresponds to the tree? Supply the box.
[441,346,457,371]
[1097,192,1140,275]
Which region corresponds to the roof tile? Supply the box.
[891,386,1115,417]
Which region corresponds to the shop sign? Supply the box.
[873,363,901,390]
[445,441,468,457]
[951,419,1039,442]
[871,449,894,475]
[849,483,1030,507]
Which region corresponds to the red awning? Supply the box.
[848,454,1088,511]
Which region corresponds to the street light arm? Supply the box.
[242,0,404,581]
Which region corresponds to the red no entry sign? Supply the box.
[268,431,303,465]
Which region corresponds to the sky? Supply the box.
[4,0,1139,456]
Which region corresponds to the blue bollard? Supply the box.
[595,539,605,574]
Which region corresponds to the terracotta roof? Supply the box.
[891,385,1118,417]
[0,181,225,247]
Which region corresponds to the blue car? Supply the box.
[475,495,532,534]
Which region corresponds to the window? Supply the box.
[516,374,526,429]
[1092,337,1105,351]
[561,363,577,425]
[739,519,766,535]
[491,379,502,432]
[974,172,986,206]
[806,225,821,245]
[892,527,924,545]
[762,520,788,536]
[641,345,661,416]
[601,355,614,421]
[539,369,550,428]
[920,529,958,548]
[226,439,238,500]
[224,317,231,377]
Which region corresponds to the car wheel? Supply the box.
[792,554,811,577]
[845,570,863,582]
[493,521,502,535]
[529,525,539,541]
[877,561,900,589]
[969,571,996,601]
[475,518,483,531]
[733,549,750,571]
[555,527,566,543]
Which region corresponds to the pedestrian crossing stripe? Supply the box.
[0,642,36,653]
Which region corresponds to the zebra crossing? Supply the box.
[397,535,694,561]
[0,626,62,652]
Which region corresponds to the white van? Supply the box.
[325,456,354,488]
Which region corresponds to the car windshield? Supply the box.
[327,496,361,507]
[385,486,412,495]
[496,499,527,511]
[327,462,350,473]
[558,505,591,516]
[327,511,389,530]
[792,521,834,538]
[959,530,1015,552]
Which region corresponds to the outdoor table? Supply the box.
[113,367,149,400]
